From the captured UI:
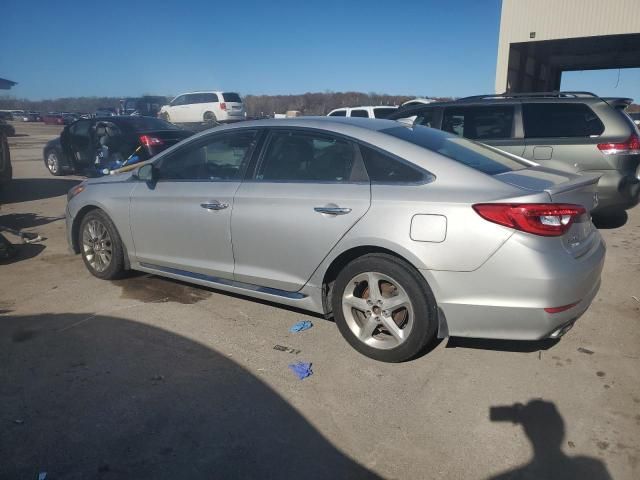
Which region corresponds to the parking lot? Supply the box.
[1,121,639,479]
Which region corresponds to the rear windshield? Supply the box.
[382,125,528,175]
[118,117,181,132]
[373,107,398,119]
[222,92,242,103]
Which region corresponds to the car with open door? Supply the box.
[66,117,605,362]
[43,116,193,176]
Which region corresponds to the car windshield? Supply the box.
[119,117,181,131]
[382,125,528,175]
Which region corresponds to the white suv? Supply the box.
[327,106,398,119]
[160,91,245,124]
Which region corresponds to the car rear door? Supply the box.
[231,128,371,292]
[441,104,525,156]
[221,92,244,119]
[129,129,259,279]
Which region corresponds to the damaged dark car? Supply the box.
[42,116,193,176]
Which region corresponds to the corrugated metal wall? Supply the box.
[495,0,640,92]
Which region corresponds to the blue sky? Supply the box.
[1,0,639,100]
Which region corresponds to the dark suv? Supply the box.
[389,92,640,216]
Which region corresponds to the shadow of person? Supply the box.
[0,313,381,480]
[488,400,612,480]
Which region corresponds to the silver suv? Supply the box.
[389,92,640,218]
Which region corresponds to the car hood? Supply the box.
[85,170,136,185]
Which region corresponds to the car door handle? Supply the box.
[314,207,352,215]
[201,201,229,210]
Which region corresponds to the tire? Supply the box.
[331,253,438,362]
[79,210,126,280]
[203,111,217,124]
[161,111,171,122]
[0,134,11,184]
[45,150,63,176]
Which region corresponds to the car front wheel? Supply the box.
[332,253,438,362]
[45,150,63,176]
[79,210,126,280]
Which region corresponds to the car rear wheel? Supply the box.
[332,253,438,362]
[45,150,63,176]
[79,210,126,280]
[161,112,171,122]
[203,111,217,124]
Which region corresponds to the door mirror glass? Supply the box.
[136,163,156,182]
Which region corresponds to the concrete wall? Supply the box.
[495,0,640,92]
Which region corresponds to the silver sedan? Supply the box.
[66,118,605,362]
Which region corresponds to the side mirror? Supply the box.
[136,163,157,183]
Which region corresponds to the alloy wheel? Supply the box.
[341,271,414,350]
[82,219,113,273]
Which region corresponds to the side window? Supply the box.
[373,107,397,119]
[414,109,435,128]
[257,131,355,182]
[442,106,514,140]
[183,94,200,105]
[523,103,605,138]
[158,130,257,181]
[69,120,91,137]
[360,145,427,183]
[329,110,346,117]
[202,93,219,103]
[171,95,185,106]
[350,109,369,118]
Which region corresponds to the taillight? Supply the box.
[544,302,579,314]
[472,203,587,237]
[219,102,227,110]
[597,133,640,155]
[139,135,164,147]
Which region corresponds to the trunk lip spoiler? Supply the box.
[542,172,601,195]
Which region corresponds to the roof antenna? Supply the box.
[614,69,621,88]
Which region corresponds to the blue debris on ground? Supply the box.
[289,320,313,333]
[288,362,313,380]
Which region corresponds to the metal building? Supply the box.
[495,0,640,93]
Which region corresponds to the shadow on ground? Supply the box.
[0,313,381,480]
[0,212,64,229]
[487,399,611,480]
[446,337,559,353]
[0,241,46,264]
[0,178,80,204]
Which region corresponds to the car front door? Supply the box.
[231,128,371,292]
[63,119,94,168]
[129,129,259,279]
[168,95,186,122]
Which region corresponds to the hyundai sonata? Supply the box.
[66,118,605,362]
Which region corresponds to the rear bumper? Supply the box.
[589,169,640,212]
[422,231,605,340]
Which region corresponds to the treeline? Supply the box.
[1,93,637,115]
[0,92,446,116]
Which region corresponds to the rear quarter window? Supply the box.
[222,93,242,103]
[523,103,604,138]
[360,145,429,183]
